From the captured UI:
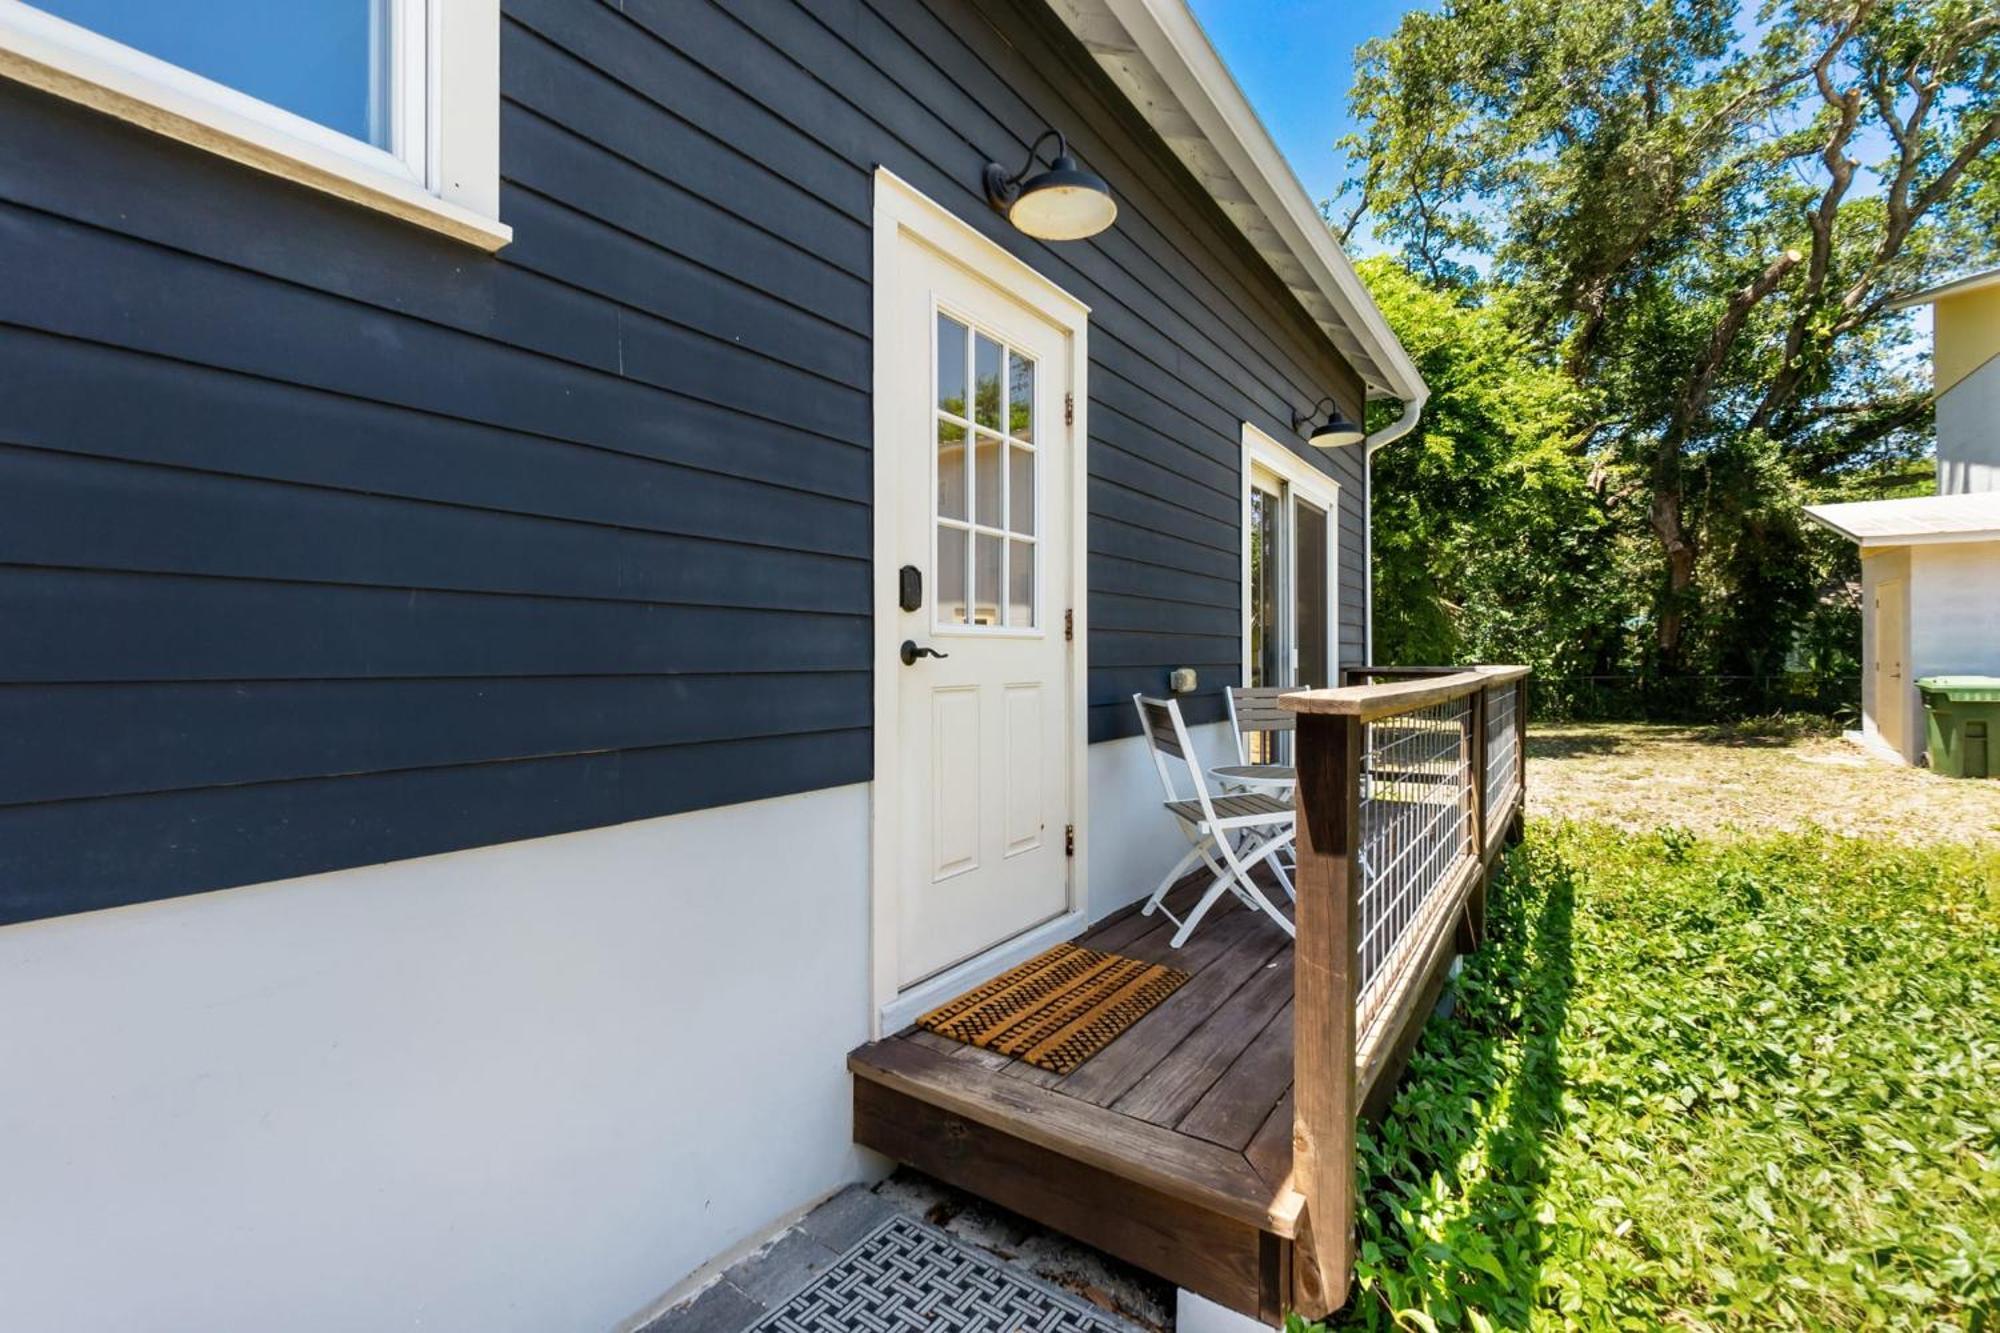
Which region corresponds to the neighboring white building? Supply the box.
[1920,268,2000,494]
[1806,268,2000,765]
[1805,495,2000,763]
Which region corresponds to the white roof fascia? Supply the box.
[1886,267,2000,311]
[1049,0,1427,409]
[1804,493,2000,546]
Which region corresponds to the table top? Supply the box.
[1211,763,1295,785]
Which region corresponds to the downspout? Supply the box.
[1361,390,1426,665]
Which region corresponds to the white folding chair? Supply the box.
[1225,685,1296,768]
[1132,693,1297,947]
[1223,685,1300,874]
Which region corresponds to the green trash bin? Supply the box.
[1915,676,2000,778]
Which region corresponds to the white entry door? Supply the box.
[1874,576,1908,757]
[880,199,1080,991]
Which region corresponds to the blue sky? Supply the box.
[1185,0,1431,231]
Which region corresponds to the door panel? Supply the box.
[1875,578,1907,756]
[890,236,1073,988]
[1294,498,1329,689]
[930,686,981,880]
[1002,683,1044,857]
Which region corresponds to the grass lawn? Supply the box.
[1526,721,2000,845]
[1311,823,2000,1331]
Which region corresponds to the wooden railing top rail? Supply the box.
[1343,664,1469,679]
[1280,664,1530,722]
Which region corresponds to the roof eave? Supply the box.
[1804,497,2000,546]
[1885,266,2000,311]
[1049,0,1427,406]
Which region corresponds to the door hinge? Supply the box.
[1064,608,1074,641]
[1065,824,1075,857]
[1064,391,1074,427]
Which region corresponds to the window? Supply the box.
[1242,422,1339,718]
[935,309,1039,632]
[0,0,507,248]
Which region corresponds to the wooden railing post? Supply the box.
[1289,710,1363,1319]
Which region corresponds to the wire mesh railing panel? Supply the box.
[1355,695,1472,1009]
[1484,684,1519,827]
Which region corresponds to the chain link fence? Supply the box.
[1530,673,1859,723]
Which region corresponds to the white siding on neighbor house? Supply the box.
[1937,355,2000,495]
[1087,720,1241,923]
[1910,540,2000,677]
[0,785,875,1333]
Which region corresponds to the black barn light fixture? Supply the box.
[983,129,1117,241]
[1292,396,1366,448]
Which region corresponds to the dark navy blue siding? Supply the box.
[0,0,1367,922]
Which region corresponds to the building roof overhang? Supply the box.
[1804,492,2000,546]
[1886,267,2000,311]
[1045,0,1427,410]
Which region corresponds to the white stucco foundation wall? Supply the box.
[0,784,875,1333]
[1086,719,1238,922]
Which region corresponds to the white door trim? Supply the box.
[868,168,1092,1035]
[1239,422,1340,688]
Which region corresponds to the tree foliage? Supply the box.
[1342,0,1999,683]
[1362,260,1624,676]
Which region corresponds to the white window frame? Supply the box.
[1241,422,1340,690]
[0,0,508,249]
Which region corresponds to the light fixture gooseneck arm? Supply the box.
[1006,130,1066,189]
[985,130,1067,210]
[1292,396,1335,435]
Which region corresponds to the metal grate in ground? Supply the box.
[751,1215,1129,1333]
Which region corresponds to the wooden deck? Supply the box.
[849,876,1321,1322]
[851,667,1529,1324]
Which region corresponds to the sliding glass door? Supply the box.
[1246,456,1338,704]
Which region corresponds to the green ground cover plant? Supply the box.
[1305,824,2000,1331]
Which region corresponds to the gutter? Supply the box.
[1361,389,1427,664]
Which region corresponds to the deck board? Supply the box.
[1174,999,1295,1150]
[1060,910,1289,1108]
[1114,950,1293,1127]
[1244,1089,1296,1194]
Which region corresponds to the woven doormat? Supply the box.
[917,942,1187,1074]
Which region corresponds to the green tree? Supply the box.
[1342,0,1999,677]
[1362,259,1622,676]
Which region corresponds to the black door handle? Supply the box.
[900,640,950,666]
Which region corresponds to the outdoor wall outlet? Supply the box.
[1169,667,1198,694]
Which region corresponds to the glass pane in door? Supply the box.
[1250,485,1284,689]
[1294,499,1329,688]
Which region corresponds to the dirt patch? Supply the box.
[1527,722,2000,843]
[871,1169,1171,1332]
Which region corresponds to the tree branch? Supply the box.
[1748,8,1869,432]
